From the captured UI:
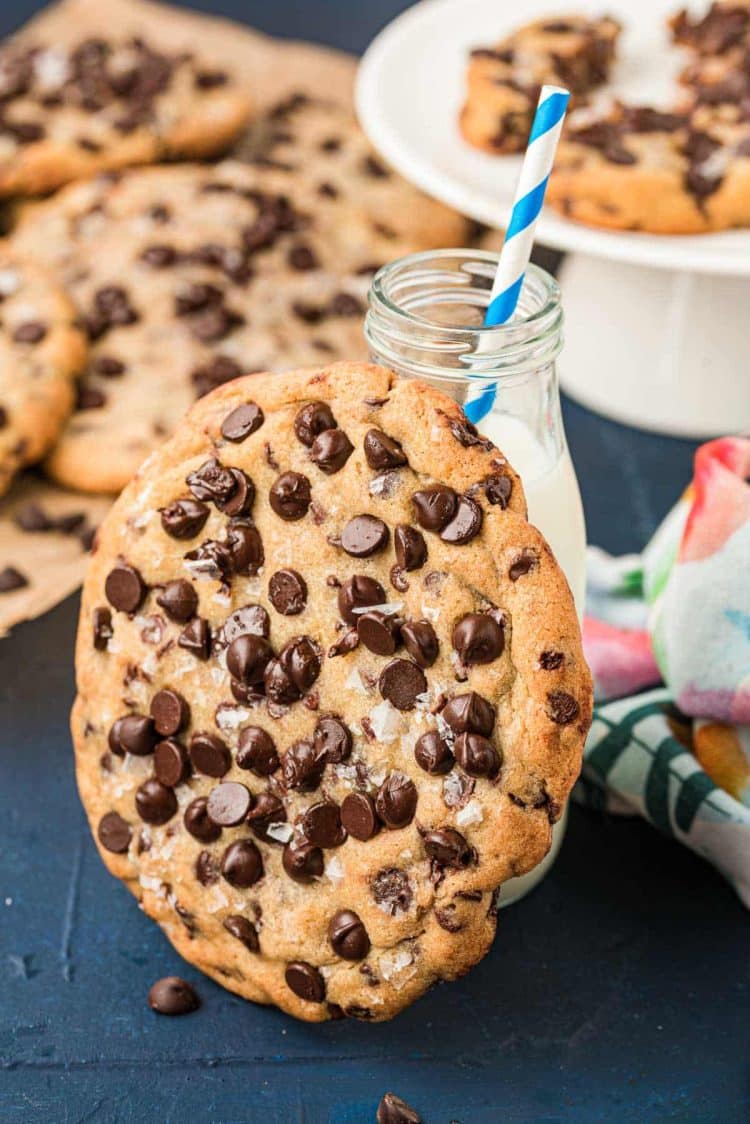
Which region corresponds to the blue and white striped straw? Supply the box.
[465,84,570,424]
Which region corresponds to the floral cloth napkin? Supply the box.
[578,437,750,907]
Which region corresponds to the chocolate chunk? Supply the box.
[13,320,47,344]
[184,796,222,843]
[237,726,279,775]
[394,525,427,571]
[509,549,538,581]
[338,574,386,624]
[154,738,190,787]
[341,792,379,841]
[263,658,298,705]
[281,739,327,791]
[412,486,457,531]
[243,794,284,844]
[441,692,495,736]
[546,690,580,725]
[302,801,346,848]
[182,540,231,582]
[423,827,474,868]
[92,606,113,650]
[379,659,427,711]
[97,811,132,854]
[400,620,438,669]
[207,782,252,826]
[186,458,237,506]
[363,429,407,470]
[454,733,500,778]
[221,402,264,442]
[148,977,199,1016]
[453,612,504,664]
[440,494,482,544]
[189,732,231,777]
[160,497,209,539]
[375,772,418,828]
[115,713,157,756]
[357,610,401,656]
[195,850,219,886]
[539,650,564,671]
[285,961,325,1002]
[371,867,412,914]
[414,731,454,775]
[223,915,259,952]
[328,910,370,960]
[294,401,336,446]
[221,839,263,887]
[105,563,146,613]
[484,473,513,508]
[0,566,28,592]
[156,579,197,623]
[328,627,359,658]
[283,838,324,882]
[310,428,354,474]
[135,779,177,825]
[178,617,211,660]
[269,569,307,615]
[150,689,189,737]
[278,635,320,693]
[341,514,389,558]
[377,1092,422,1124]
[225,520,263,575]
[227,634,273,685]
[447,415,493,450]
[269,472,311,520]
[314,715,352,763]
[215,603,270,649]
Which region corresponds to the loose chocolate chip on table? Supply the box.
[441,692,495,736]
[207,781,252,826]
[379,658,427,711]
[227,634,273,685]
[454,732,501,778]
[376,772,418,828]
[113,713,157,756]
[363,429,407,470]
[283,838,324,882]
[338,574,386,624]
[97,811,132,853]
[220,402,264,442]
[268,568,307,615]
[414,731,454,775]
[302,801,346,848]
[223,915,259,952]
[400,620,438,669]
[281,739,327,791]
[310,427,354,474]
[247,793,287,841]
[135,779,178,825]
[221,839,263,887]
[341,792,380,841]
[440,494,482,544]
[357,610,401,656]
[285,961,325,1002]
[156,579,198,622]
[105,563,146,613]
[394,525,427,571]
[314,715,352,763]
[546,690,580,725]
[148,977,200,1016]
[294,401,336,446]
[154,738,190,787]
[452,612,504,664]
[377,1091,422,1124]
[92,606,113,650]
[189,732,231,777]
[269,471,312,520]
[412,486,457,532]
[178,617,211,660]
[237,726,279,775]
[328,909,370,960]
[340,514,389,557]
[150,689,189,736]
[423,827,474,868]
[160,497,209,540]
[184,796,222,843]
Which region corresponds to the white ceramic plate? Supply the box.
[357,0,750,276]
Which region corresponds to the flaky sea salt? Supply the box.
[420,603,440,623]
[0,270,20,297]
[456,799,484,828]
[345,668,368,695]
[326,855,344,883]
[266,822,294,844]
[379,947,415,987]
[351,601,403,616]
[367,699,402,743]
[215,704,251,731]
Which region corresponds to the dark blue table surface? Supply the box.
[1,3,748,1122]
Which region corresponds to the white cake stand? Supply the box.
[356,0,750,438]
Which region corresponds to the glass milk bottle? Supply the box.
[365,250,586,905]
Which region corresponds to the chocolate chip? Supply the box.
[440,494,482,544]
[92,355,126,377]
[328,910,370,960]
[156,579,197,622]
[288,244,319,270]
[15,503,53,532]
[278,635,320,693]
[328,627,359,658]
[285,961,325,1002]
[268,569,307,615]
[140,243,176,267]
[377,1092,422,1124]
[154,738,190,787]
[341,793,380,841]
[247,793,287,841]
[221,839,263,887]
[237,726,279,775]
[454,733,500,778]
[400,620,438,669]
[294,401,336,446]
[484,473,513,508]
[269,472,312,520]
[221,402,264,442]
[447,415,493,450]
[223,915,259,952]
[357,610,401,656]
[207,782,252,826]
[225,520,264,575]
[340,515,389,558]
[191,354,245,398]
[314,715,352,763]
[105,563,146,613]
[394,525,427,571]
[135,779,177,825]
[195,850,219,886]
[546,690,580,725]
[178,617,211,660]
[302,801,346,848]
[97,811,132,854]
[441,692,495,736]
[150,689,189,737]
[215,603,270,649]
[379,659,427,711]
[227,634,273,685]
[414,731,454,775]
[12,320,47,344]
[453,612,504,664]
[282,838,324,882]
[371,867,412,914]
[186,458,236,506]
[0,566,27,593]
[423,827,474,868]
[329,292,363,317]
[160,497,209,539]
[539,650,564,671]
[189,732,231,777]
[412,486,457,531]
[148,977,199,1016]
[93,606,113,650]
[310,428,354,474]
[115,713,157,756]
[281,739,327,791]
[510,549,538,581]
[375,772,418,828]
[363,429,407,470]
[338,574,386,624]
[76,385,107,410]
[184,797,222,842]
